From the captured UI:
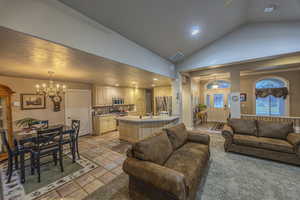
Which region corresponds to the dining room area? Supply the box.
[0,77,97,200]
[0,79,129,200]
[1,118,128,200]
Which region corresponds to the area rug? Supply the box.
[86,133,300,200]
[0,154,97,200]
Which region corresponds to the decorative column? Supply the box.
[230,70,241,119]
[171,72,183,119]
[181,75,193,129]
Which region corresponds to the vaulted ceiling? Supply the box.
[59,0,300,63]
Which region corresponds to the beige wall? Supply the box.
[133,88,147,116]
[0,75,92,130]
[199,70,300,116]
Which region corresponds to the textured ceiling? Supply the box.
[59,0,300,63]
[0,27,171,88]
[59,0,248,62]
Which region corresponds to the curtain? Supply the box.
[255,87,288,99]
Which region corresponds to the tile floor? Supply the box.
[37,131,131,200]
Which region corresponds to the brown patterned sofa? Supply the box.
[123,123,210,200]
[222,118,300,166]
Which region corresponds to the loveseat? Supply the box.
[222,118,300,166]
[123,123,210,200]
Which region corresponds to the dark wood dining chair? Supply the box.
[71,120,80,159]
[32,126,64,182]
[1,129,34,183]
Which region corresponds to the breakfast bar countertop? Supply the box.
[116,115,179,123]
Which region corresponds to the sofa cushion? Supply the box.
[132,132,173,165]
[257,121,293,139]
[164,142,209,190]
[233,134,294,153]
[228,119,257,136]
[165,123,188,150]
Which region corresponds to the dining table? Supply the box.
[13,124,75,183]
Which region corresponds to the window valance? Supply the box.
[255,87,288,99]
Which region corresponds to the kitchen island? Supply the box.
[116,115,179,143]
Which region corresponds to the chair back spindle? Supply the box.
[71,120,80,140]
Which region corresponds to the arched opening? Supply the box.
[255,77,288,116]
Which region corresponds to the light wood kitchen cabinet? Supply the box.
[94,115,117,135]
[93,86,106,106]
[93,86,136,106]
[93,86,147,115]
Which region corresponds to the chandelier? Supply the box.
[211,76,219,89]
[35,71,67,97]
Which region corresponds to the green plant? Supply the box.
[198,104,207,111]
[15,117,39,129]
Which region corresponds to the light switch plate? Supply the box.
[13,101,20,107]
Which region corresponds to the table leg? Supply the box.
[20,151,25,183]
[72,138,76,162]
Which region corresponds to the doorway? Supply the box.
[65,89,92,136]
[204,80,231,122]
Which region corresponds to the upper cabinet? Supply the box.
[93,86,136,106]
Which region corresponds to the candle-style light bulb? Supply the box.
[36,84,40,88]
[42,83,46,88]
[62,85,66,92]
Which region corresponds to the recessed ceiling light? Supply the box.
[115,84,119,87]
[264,4,277,13]
[191,26,200,36]
[153,78,158,81]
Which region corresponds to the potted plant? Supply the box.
[198,104,207,112]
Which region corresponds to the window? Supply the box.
[206,94,210,107]
[207,80,230,90]
[256,78,285,89]
[214,94,224,108]
[255,78,286,116]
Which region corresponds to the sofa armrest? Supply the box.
[186,131,210,145]
[123,157,187,200]
[287,133,300,147]
[222,124,234,137]
[222,124,234,152]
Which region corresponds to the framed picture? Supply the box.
[240,93,247,102]
[21,93,46,110]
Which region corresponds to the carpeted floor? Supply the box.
[86,132,300,200]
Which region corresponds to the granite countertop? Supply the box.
[116,115,179,122]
